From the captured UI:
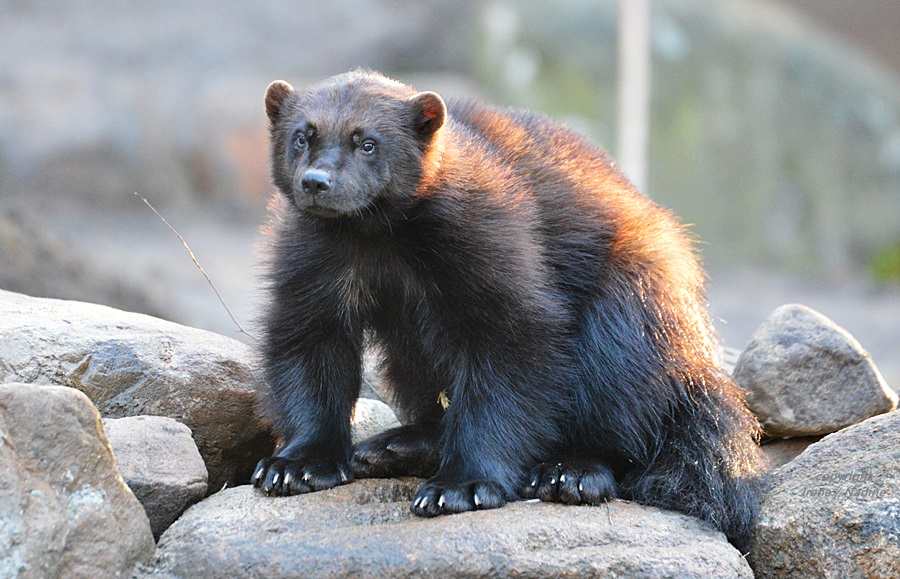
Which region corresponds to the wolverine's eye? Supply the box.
[359,140,377,155]
[292,127,315,152]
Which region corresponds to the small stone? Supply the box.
[733,304,897,437]
[351,398,400,444]
[103,415,208,540]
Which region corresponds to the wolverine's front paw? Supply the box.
[521,459,617,505]
[410,479,506,517]
[252,456,353,496]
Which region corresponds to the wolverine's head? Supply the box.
[264,70,446,219]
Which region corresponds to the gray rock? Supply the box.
[759,436,823,469]
[0,289,273,491]
[733,304,897,437]
[146,479,752,578]
[103,416,208,540]
[0,383,155,578]
[351,398,401,444]
[749,410,900,578]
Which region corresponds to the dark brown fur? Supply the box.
[252,70,767,550]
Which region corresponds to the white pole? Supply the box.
[617,0,652,194]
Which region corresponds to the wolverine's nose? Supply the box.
[301,169,332,195]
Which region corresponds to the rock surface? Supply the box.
[750,411,900,578]
[733,304,897,437]
[103,415,208,540]
[0,383,155,578]
[0,289,273,491]
[145,479,752,578]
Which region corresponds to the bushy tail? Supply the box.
[620,374,769,552]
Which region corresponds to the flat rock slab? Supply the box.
[0,289,273,491]
[734,304,897,437]
[104,415,208,540]
[0,383,155,578]
[750,411,900,578]
[146,479,752,578]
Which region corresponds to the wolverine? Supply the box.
[252,70,767,550]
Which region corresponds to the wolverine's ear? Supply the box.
[408,91,446,140]
[265,80,294,123]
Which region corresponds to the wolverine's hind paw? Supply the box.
[252,456,352,497]
[521,459,617,505]
[352,424,440,479]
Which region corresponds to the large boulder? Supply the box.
[733,304,897,437]
[103,415,208,540]
[750,410,900,577]
[0,383,155,577]
[145,479,752,578]
[0,289,273,491]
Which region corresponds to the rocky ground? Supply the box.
[1,289,897,577]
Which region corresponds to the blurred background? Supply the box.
[1,0,897,385]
